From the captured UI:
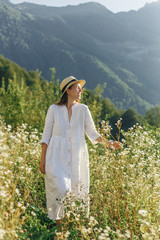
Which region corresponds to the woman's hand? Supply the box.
[96,137,121,150]
[40,143,48,174]
[40,157,46,174]
[112,141,121,150]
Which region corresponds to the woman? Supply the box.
[40,76,120,225]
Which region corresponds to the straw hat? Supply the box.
[60,76,86,96]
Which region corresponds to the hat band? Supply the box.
[61,79,77,93]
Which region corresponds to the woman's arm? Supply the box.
[40,105,55,146]
[84,106,101,143]
[40,143,48,174]
[84,106,120,149]
[40,105,55,174]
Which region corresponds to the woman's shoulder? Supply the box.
[49,104,61,109]
[48,104,56,110]
[49,104,67,113]
[47,104,59,113]
[76,103,89,112]
[49,103,89,111]
[76,103,87,108]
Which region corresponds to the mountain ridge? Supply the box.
[0,0,159,115]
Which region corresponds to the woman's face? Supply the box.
[67,83,82,100]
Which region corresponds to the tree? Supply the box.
[145,106,160,128]
[121,108,143,131]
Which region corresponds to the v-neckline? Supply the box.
[64,103,77,124]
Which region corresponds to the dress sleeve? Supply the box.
[84,106,101,144]
[40,105,54,145]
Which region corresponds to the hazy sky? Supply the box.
[10,0,159,13]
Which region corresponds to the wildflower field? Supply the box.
[0,115,160,240]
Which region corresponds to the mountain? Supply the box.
[0,54,44,88]
[0,0,160,115]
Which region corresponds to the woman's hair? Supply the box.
[56,91,68,105]
[56,84,80,105]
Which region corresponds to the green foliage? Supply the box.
[120,108,143,131]
[0,55,159,136]
[145,105,160,128]
[0,55,43,88]
[22,205,56,240]
[0,76,29,128]
[0,63,61,131]
[101,97,120,119]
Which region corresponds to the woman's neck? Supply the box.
[66,98,76,109]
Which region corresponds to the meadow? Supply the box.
[0,115,160,239]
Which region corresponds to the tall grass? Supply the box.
[0,116,160,239]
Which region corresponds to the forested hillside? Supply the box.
[1,55,160,133]
[1,57,160,240]
[0,0,160,114]
[0,55,141,131]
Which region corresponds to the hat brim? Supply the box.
[61,79,86,97]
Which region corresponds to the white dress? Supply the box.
[40,103,100,220]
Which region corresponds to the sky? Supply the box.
[10,0,159,13]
